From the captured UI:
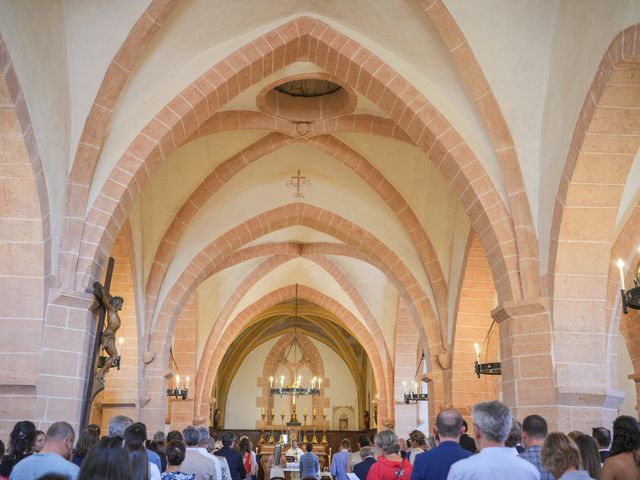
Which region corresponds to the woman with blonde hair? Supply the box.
[541,432,593,480]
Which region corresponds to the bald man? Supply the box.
[411,410,472,480]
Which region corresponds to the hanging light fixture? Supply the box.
[166,348,189,400]
[403,352,428,404]
[474,342,501,378]
[617,253,640,314]
[269,284,321,400]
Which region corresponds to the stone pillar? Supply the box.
[492,298,558,426]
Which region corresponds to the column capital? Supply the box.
[491,297,550,323]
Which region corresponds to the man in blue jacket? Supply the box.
[411,410,472,480]
[215,432,246,480]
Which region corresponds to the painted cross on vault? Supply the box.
[287,169,312,198]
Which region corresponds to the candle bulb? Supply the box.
[269,376,273,388]
[118,337,124,348]
[262,407,265,415]
[304,408,308,416]
[313,408,317,416]
[297,375,301,386]
[318,378,322,388]
[280,375,284,387]
[474,342,481,363]
[618,258,626,290]
[186,376,190,389]
[176,374,180,389]
[414,381,418,393]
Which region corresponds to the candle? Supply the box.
[313,408,317,416]
[474,342,481,362]
[280,375,284,387]
[297,375,301,386]
[262,407,265,415]
[176,374,180,389]
[402,381,407,390]
[304,408,308,416]
[118,337,124,348]
[318,378,322,388]
[186,376,190,389]
[269,376,273,388]
[414,381,418,393]
[618,258,626,290]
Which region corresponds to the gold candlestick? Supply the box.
[268,414,275,443]
[259,413,266,444]
[321,414,328,444]
[312,414,318,443]
[303,414,308,443]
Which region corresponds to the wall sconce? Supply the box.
[617,256,640,314]
[474,342,501,378]
[403,352,428,404]
[167,374,189,400]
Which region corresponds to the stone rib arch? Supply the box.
[143,128,449,329]
[549,24,640,425]
[421,0,539,298]
[0,34,51,415]
[189,110,412,144]
[192,251,394,426]
[58,0,179,291]
[72,15,521,304]
[189,285,394,427]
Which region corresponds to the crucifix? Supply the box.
[80,256,124,430]
[286,169,312,198]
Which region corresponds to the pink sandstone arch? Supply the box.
[421,0,539,299]
[192,250,394,422]
[59,0,179,291]
[186,110,412,144]
[143,129,449,331]
[148,203,442,360]
[193,285,394,422]
[73,16,521,304]
[0,34,51,397]
[550,24,640,407]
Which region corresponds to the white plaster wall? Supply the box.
[0,0,71,273]
[244,226,341,247]
[538,1,640,272]
[225,337,278,429]
[62,0,148,158]
[196,257,267,363]
[224,335,358,430]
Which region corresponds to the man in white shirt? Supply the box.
[197,426,232,480]
[447,401,540,480]
[285,439,305,460]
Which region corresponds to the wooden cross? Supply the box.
[287,169,312,198]
[79,256,115,430]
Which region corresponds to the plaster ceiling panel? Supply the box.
[244,226,341,248]
[153,142,436,318]
[328,255,398,358]
[195,256,267,361]
[335,132,471,276]
[226,257,364,328]
[91,0,500,213]
[136,130,268,280]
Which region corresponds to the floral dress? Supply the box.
[161,472,196,480]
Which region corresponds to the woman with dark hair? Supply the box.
[601,415,640,480]
[161,441,194,480]
[33,430,46,453]
[0,420,36,477]
[73,424,101,466]
[128,442,150,480]
[238,438,258,480]
[78,436,132,480]
[574,434,601,480]
[166,431,184,443]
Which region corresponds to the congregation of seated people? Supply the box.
[1,401,639,480]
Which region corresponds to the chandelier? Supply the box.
[474,342,501,378]
[617,256,640,314]
[269,284,321,400]
[402,352,428,404]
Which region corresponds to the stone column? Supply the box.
[492,297,558,427]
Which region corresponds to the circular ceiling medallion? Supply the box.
[274,79,342,98]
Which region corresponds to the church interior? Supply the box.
[1,0,640,448]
